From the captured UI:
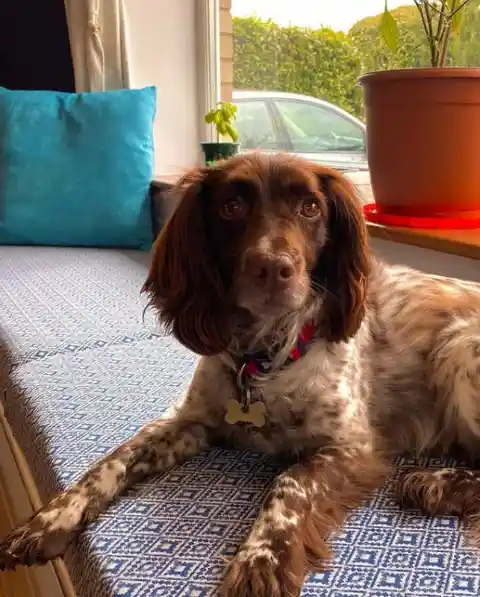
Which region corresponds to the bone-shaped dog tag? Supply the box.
[225,399,266,428]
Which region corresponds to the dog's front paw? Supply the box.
[221,544,304,597]
[0,494,83,570]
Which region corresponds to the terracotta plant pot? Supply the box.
[358,68,480,225]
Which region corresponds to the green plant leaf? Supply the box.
[203,101,238,139]
[379,6,399,51]
[221,104,233,120]
[218,109,229,123]
[204,111,216,124]
[225,123,239,142]
[446,0,469,34]
[451,10,464,34]
[217,121,227,136]
[224,102,238,118]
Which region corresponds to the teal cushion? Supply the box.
[0,86,156,249]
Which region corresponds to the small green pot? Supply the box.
[201,142,239,166]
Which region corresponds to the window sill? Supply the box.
[367,222,480,260]
[347,171,480,261]
[154,173,480,261]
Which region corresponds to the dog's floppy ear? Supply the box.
[311,166,369,343]
[142,168,231,356]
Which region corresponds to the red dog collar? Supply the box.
[238,320,316,382]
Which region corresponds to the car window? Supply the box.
[235,100,280,151]
[274,99,365,153]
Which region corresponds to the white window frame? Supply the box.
[196,0,222,144]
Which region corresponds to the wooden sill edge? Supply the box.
[367,222,480,260]
[0,403,77,597]
[153,176,480,261]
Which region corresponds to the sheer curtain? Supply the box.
[63,0,132,92]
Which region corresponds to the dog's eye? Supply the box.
[299,199,320,218]
[220,197,247,220]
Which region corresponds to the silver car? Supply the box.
[233,90,368,172]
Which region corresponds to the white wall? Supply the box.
[124,0,200,176]
[372,238,480,282]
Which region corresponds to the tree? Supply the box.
[449,3,480,66]
[350,3,480,71]
[349,6,430,72]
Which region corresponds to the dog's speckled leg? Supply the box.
[0,418,208,570]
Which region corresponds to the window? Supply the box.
[235,100,280,150]
[274,100,365,154]
[225,0,480,177]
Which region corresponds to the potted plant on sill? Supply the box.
[358,0,480,229]
[201,101,239,166]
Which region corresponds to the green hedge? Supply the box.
[233,16,363,117]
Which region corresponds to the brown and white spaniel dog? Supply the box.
[2,153,480,597]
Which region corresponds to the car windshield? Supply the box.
[277,100,365,153]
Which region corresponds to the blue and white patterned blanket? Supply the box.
[0,246,478,597]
